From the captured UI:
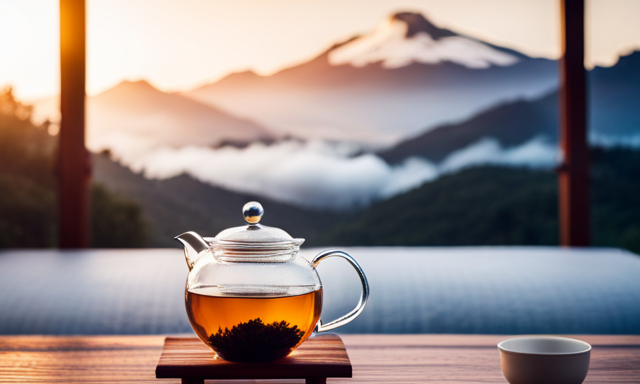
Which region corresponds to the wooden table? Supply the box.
[1,335,639,383]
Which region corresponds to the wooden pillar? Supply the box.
[558,0,589,246]
[59,0,89,248]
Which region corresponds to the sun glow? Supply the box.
[0,0,639,100]
[0,1,60,100]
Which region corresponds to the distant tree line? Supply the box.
[326,148,640,254]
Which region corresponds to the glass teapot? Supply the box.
[175,201,369,363]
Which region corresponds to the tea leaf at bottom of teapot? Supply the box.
[208,318,305,362]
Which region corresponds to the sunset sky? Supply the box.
[1,0,639,100]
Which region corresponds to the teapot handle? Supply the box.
[311,250,369,333]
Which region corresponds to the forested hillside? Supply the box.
[0,88,148,248]
[327,148,640,253]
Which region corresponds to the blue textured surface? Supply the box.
[0,247,638,335]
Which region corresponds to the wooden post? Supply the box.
[558,0,589,246]
[59,0,90,248]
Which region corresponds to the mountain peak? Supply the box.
[96,79,161,100]
[117,79,157,90]
[391,12,456,39]
[328,12,519,70]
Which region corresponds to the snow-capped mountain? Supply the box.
[329,12,518,69]
[185,12,557,145]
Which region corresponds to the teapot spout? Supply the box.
[175,231,210,270]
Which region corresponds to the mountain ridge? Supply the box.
[32,79,276,153]
[92,152,349,247]
[184,12,558,144]
[378,50,640,164]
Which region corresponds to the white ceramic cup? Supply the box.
[498,336,591,384]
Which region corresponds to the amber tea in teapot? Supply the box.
[186,287,322,362]
[176,202,369,363]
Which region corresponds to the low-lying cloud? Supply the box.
[108,136,560,210]
[439,137,559,172]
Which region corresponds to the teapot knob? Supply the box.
[243,201,263,225]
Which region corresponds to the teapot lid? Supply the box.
[213,202,304,251]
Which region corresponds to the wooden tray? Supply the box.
[156,334,352,384]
